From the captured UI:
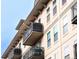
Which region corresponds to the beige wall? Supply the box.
[7,0,77,59]
[35,0,77,59]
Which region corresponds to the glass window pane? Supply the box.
[74,9,77,17]
[53,25,58,42]
[63,23,68,34]
[54,32,58,41]
[73,4,77,17]
[47,39,51,47]
[47,31,51,47]
[72,3,77,18]
[53,5,57,16]
[47,7,50,13]
[47,14,50,22]
[62,0,66,5]
[19,43,21,48]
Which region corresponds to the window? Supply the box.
[64,46,70,59]
[72,3,77,18]
[47,7,50,23]
[53,25,58,42]
[19,43,21,48]
[47,14,50,22]
[53,0,56,5]
[47,7,50,13]
[47,31,51,48]
[65,54,70,59]
[38,19,41,23]
[63,16,68,34]
[53,5,57,16]
[62,0,67,5]
[63,23,68,34]
[54,32,58,41]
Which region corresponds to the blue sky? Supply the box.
[1,0,34,55]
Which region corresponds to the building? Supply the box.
[2,0,77,59]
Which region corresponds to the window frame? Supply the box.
[47,31,51,48]
[53,5,57,16]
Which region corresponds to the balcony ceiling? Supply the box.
[23,32,43,46]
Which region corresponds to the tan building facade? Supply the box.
[2,0,77,59]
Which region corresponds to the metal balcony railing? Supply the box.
[23,23,43,45]
[11,48,22,59]
[72,15,77,24]
[23,47,44,59]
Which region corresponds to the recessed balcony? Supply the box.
[72,15,77,24]
[12,48,22,59]
[23,23,43,46]
[23,47,44,59]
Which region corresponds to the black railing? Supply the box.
[11,48,22,59]
[72,15,77,24]
[23,47,44,59]
[14,48,22,55]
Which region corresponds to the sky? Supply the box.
[1,0,34,55]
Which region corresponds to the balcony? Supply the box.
[72,15,77,24]
[23,23,43,46]
[23,47,44,59]
[12,48,22,59]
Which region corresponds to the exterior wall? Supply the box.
[35,0,77,59]
[15,38,31,59]
[5,0,77,59]
[7,38,31,59]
